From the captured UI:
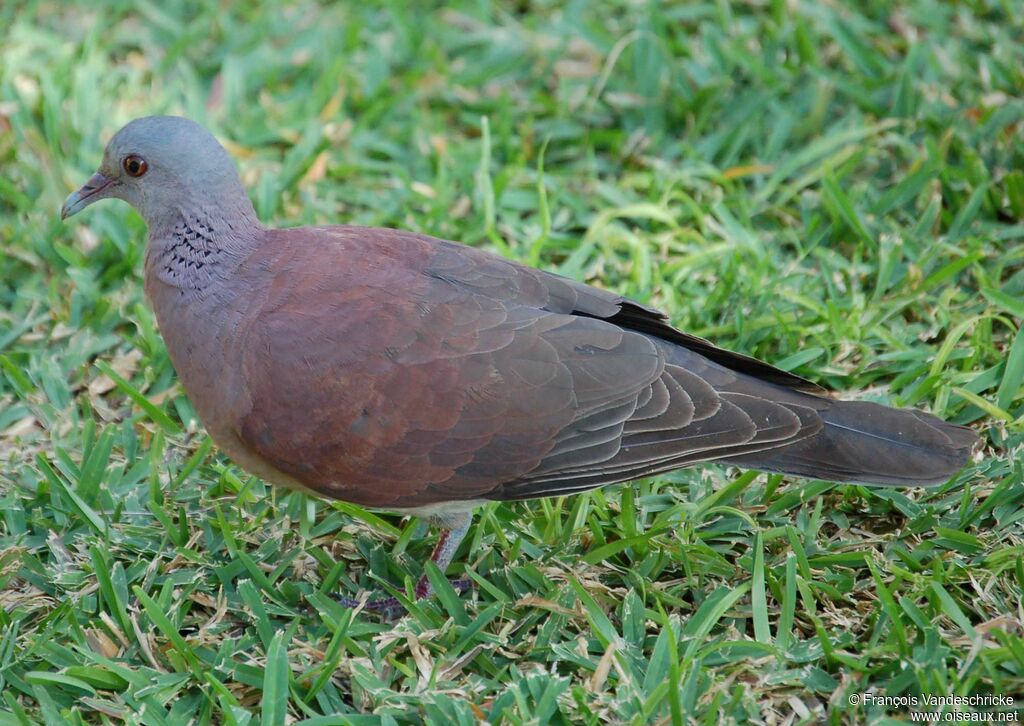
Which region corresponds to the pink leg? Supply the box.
[414,516,472,599]
[339,511,473,613]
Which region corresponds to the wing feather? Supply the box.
[233,227,828,509]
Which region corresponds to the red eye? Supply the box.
[123,155,148,177]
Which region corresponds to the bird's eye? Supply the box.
[123,155,148,177]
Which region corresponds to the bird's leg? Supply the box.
[338,510,473,612]
[413,511,473,600]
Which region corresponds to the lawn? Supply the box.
[1,0,1022,723]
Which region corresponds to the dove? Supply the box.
[62,116,980,607]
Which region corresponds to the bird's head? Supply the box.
[61,115,256,231]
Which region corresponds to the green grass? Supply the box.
[1,0,1022,722]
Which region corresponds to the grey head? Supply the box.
[61,116,259,235]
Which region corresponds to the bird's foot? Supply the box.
[338,576,472,614]
[337,514,474,615]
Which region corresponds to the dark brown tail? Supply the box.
[723,400,980,486]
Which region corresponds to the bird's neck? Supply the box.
[144,204,263,297]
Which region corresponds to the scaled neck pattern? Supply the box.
[146,205,261,301]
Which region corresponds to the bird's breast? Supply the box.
[146,273,254,434]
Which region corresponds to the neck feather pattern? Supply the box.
[146,207,260,297]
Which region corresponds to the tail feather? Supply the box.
[723,400,980,486]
